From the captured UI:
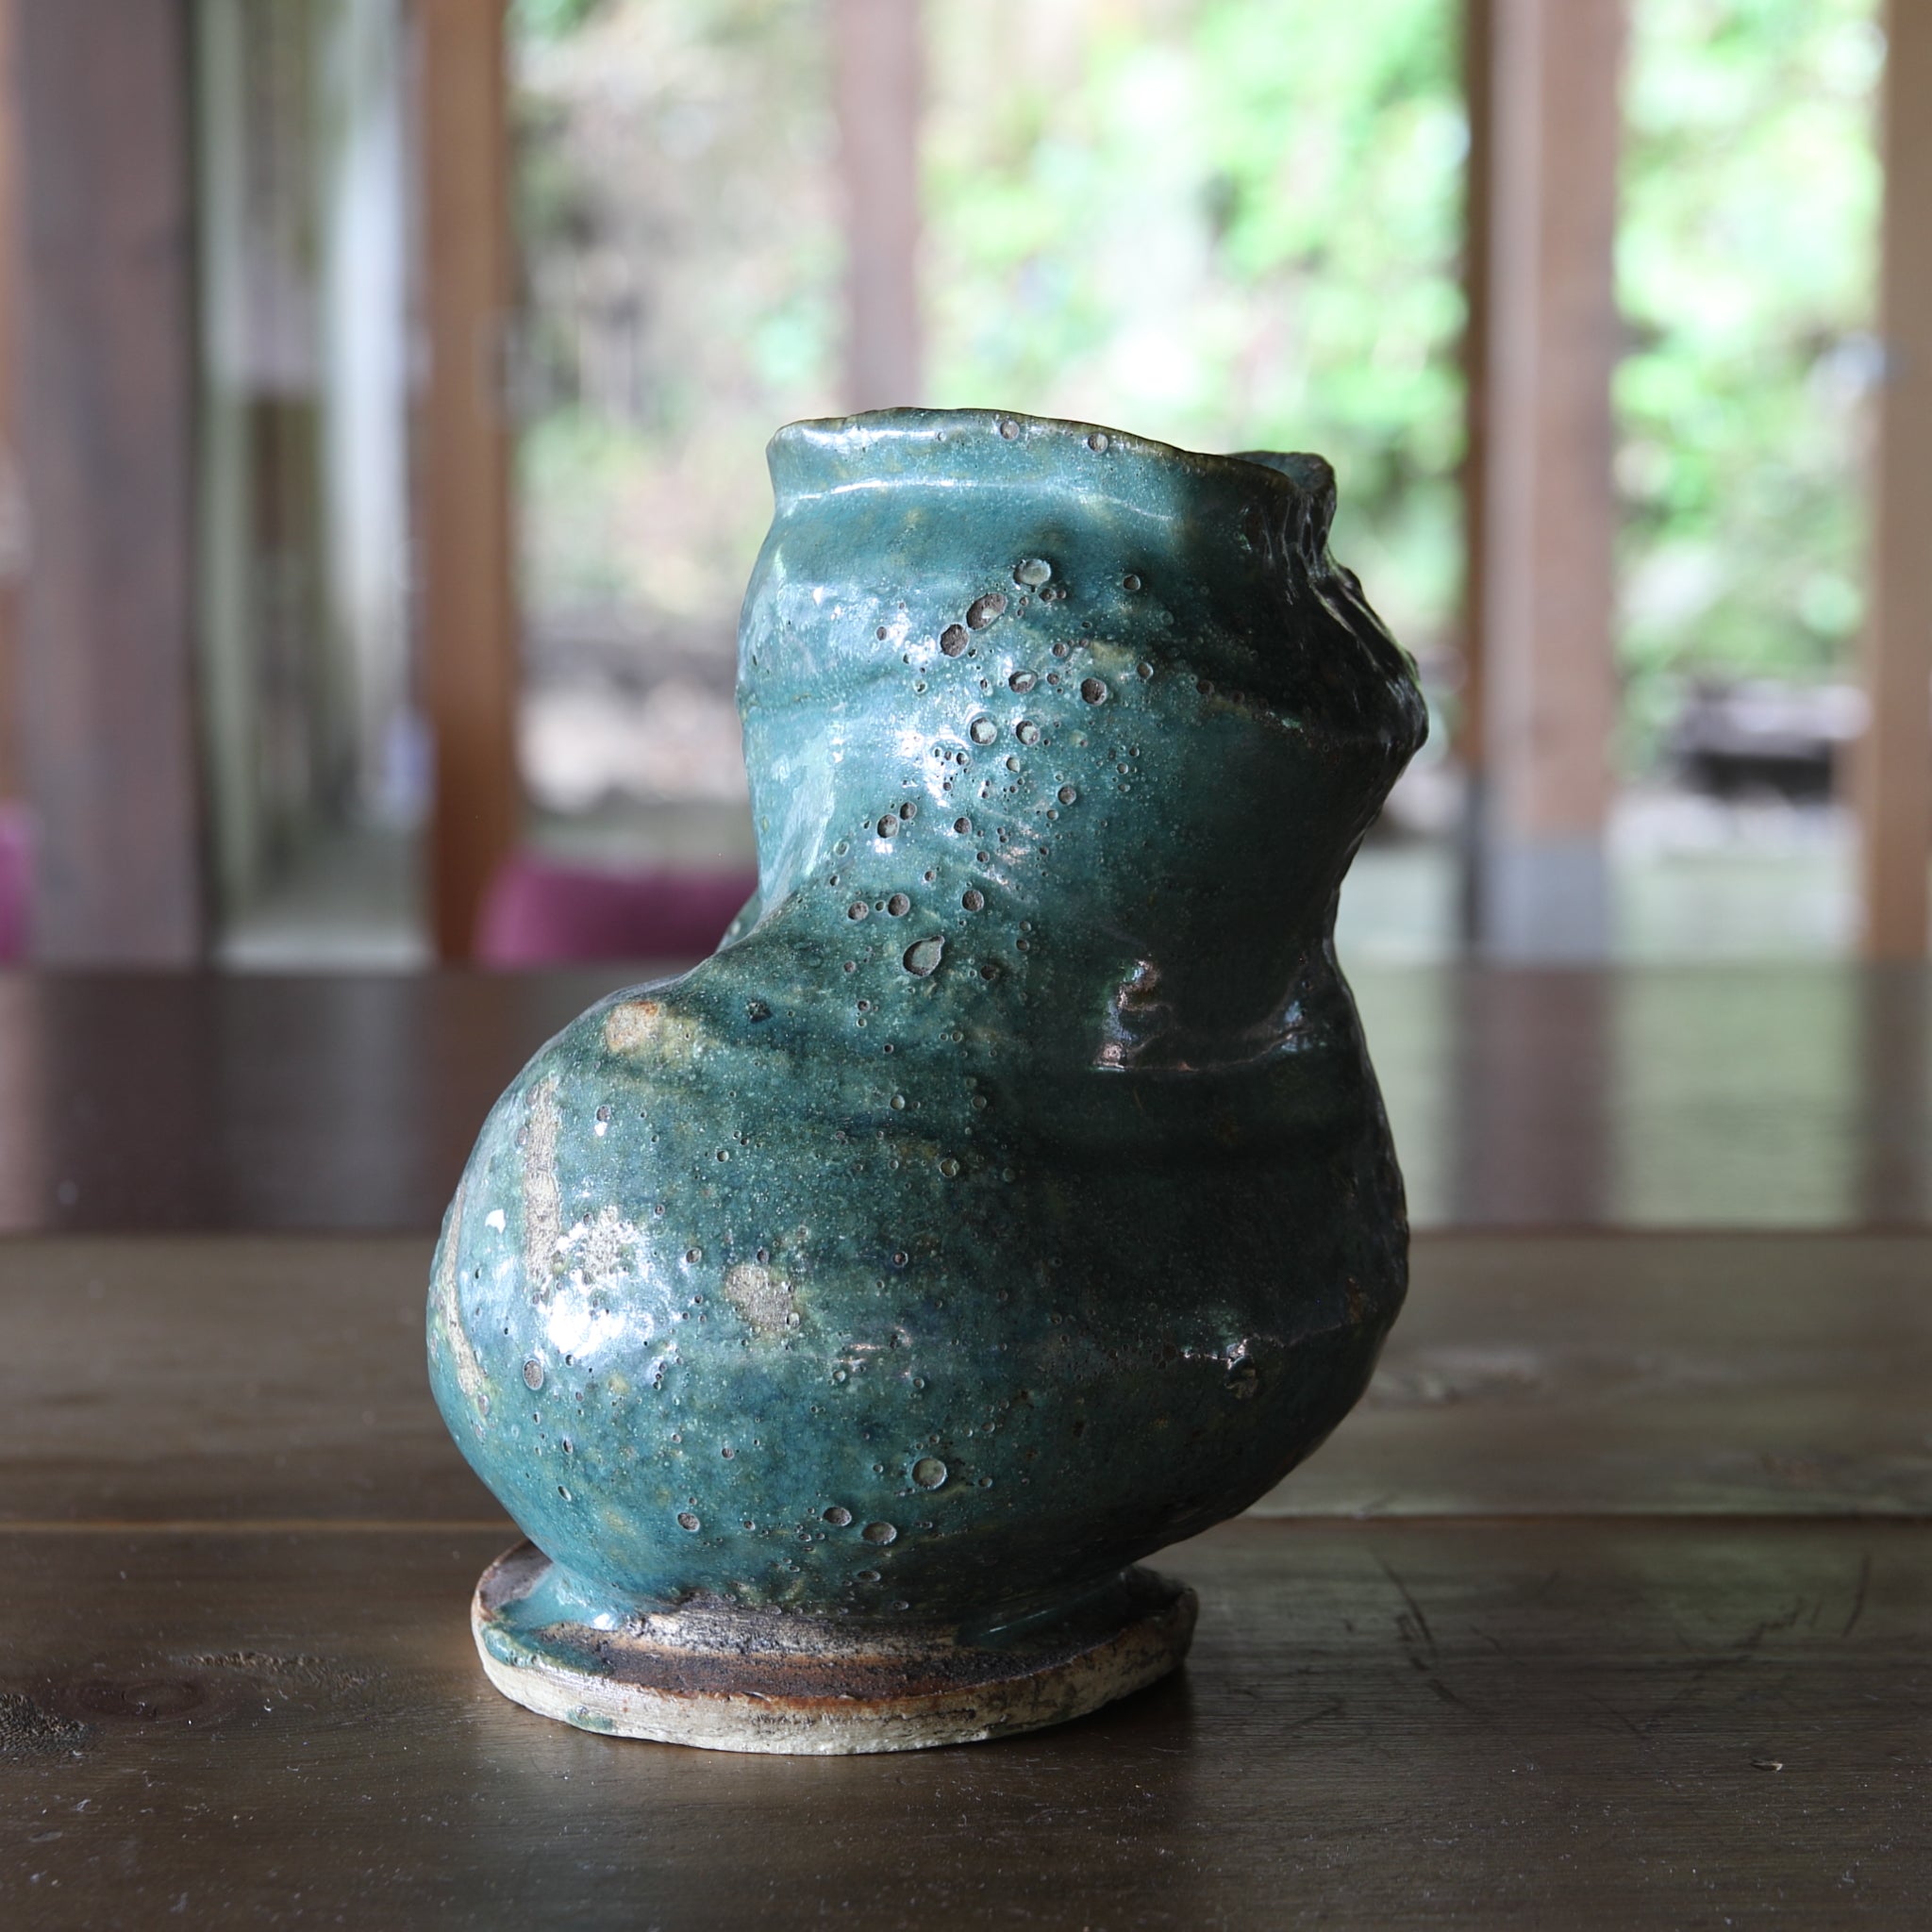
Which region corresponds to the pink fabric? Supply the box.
[0,806,29,963]
[476,852,757,967]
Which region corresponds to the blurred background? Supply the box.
[0,0,1924,974]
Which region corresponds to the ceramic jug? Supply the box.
[429,408,1427,1753]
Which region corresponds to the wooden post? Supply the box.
[832,0,924,412]
[1470,0,1625,960]
[0,0,19,809]
[15,0,205,963]
[1857,0,1932,959]
[1455,0,1492,943]
[416,0,519,960]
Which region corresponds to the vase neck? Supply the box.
[732,409,1425,1064]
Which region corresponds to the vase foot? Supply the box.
[471,1541,1197,1756]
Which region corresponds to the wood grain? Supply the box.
[0,970,629,1234]
[7,965,1932,1234]
[1275,1229,1932,1518]
[0,1519,1922,1927]
[6,1232,1926,1527]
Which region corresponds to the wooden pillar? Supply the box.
[832,0,924,412]
[1857,0,1932,959]
[416,0,519,960]
[15,0,205,963]
[1455,0,1493,943]
[1469,0,1625,960]
[0,0,19,809]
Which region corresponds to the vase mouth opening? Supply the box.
[765,408,1332,524]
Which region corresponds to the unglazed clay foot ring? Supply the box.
[472,1541,1198,1756]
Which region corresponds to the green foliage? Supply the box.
[1617,0,1880,754]
[513,0,1883,771]
[924,0,1467,662]
[510,0,841,637]
[512,0,609,42]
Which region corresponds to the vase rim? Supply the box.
[766,407,1329,511]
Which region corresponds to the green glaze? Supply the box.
[430,408,1425,1636]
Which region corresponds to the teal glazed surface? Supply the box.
[430,408,1426,1634]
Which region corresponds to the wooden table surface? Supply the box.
[1,969,1926,1926]
[6,963,1932,1232]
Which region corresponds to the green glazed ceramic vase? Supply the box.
[429,408,1426,1754]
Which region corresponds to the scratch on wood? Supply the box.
[1580,1688,1646,1740]
[1291,1699,1346,1729]
[1374,1553,1436,1653]
[1736,1600,1806,1654]
[1840,1554,1872,1638]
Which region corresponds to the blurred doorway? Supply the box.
[197,0,423,967]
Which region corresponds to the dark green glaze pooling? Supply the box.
[429,408,1426,1631]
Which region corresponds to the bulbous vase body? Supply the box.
[429,408,1426,1751]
